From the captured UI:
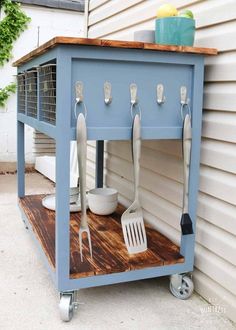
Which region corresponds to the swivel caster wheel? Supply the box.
[169,274,194,300]
[59,293,74,322]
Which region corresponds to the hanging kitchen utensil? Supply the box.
[180,113,193,235]
[121,113,147,254]
[77,112,92,261]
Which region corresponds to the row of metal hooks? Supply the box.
[74,81,191,120]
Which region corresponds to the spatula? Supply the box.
[121,114,147,254]
[180,113,193,235]
[77,113,92,261]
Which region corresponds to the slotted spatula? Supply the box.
[77,113,92,261]
[180,113,193,235]
[121,114,147,254]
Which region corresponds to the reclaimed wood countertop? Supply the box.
[13,36,218,67]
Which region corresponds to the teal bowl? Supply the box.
[155,17,195,46]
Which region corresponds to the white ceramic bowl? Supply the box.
[88,188,118,215]
[133,30,155,43]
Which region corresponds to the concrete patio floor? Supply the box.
[0,172,235,330]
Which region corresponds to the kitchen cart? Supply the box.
[14,37,217,321]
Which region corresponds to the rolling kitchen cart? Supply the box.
[14,37,217,321]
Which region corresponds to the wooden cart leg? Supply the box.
[17,120,25,198]
[95,140,104,188]
[180,58,204,268]
[55,53,71,292]
[17,120,28,229]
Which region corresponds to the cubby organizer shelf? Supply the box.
[17,63,56,124]
[17,73,26,114]
[38,64,56,124]
[25,69,37,118]
[14,37,217,321]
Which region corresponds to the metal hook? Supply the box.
[74,81,87,119]
[130,83,138,106]
[180,86,190,106]
[75,81,84,103]
[180,86,191,121]
[130,83,141,119]
[104,81,112,105]
[157,84,165,105]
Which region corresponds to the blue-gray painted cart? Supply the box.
[14,37,217,321]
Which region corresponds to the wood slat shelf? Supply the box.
[13,36,217,67]
[19,195,184,279]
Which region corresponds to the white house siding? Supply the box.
[0,4,84,165]
[86,0,236,323]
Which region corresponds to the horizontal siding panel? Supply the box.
[105,143,236,235]
[33,131,55,156]
[198,192,236,236]
[203,83,236,111]
[143,139,236,174]
[87,144,96,162]
[201,139,236,174]
[194,0,236,28]
[33,143,55,148]
[107,154,236,237]
[205,61,236,82]
[105,139,236,173]
[33,151,55,155]
[195,244,236,295]
[34,131,54,139]
[89,0,110,11]
[205,52,236,82]
[87,174,95,190]
[87,141,96,148]
[87,158,96,178]
[195,21,236,52]
[197,218,236,265]
[89,0,144,26]
[200,166,236,205]
[104,143,236,232]
[88,0,202,37]
[105,146,182,206]
[32,146,55,151]
[194,269,236,323]
[202,111,236,142]
[142,140,182,158]
[99,19,156,41]
[142,207,180,245]
[106,141,182,183]
[33,139,55,144]
[106,142,236,205]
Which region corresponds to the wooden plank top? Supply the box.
[13,36,217,67]
[19,195,184,279]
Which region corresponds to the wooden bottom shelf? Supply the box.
[19,195,184,279]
